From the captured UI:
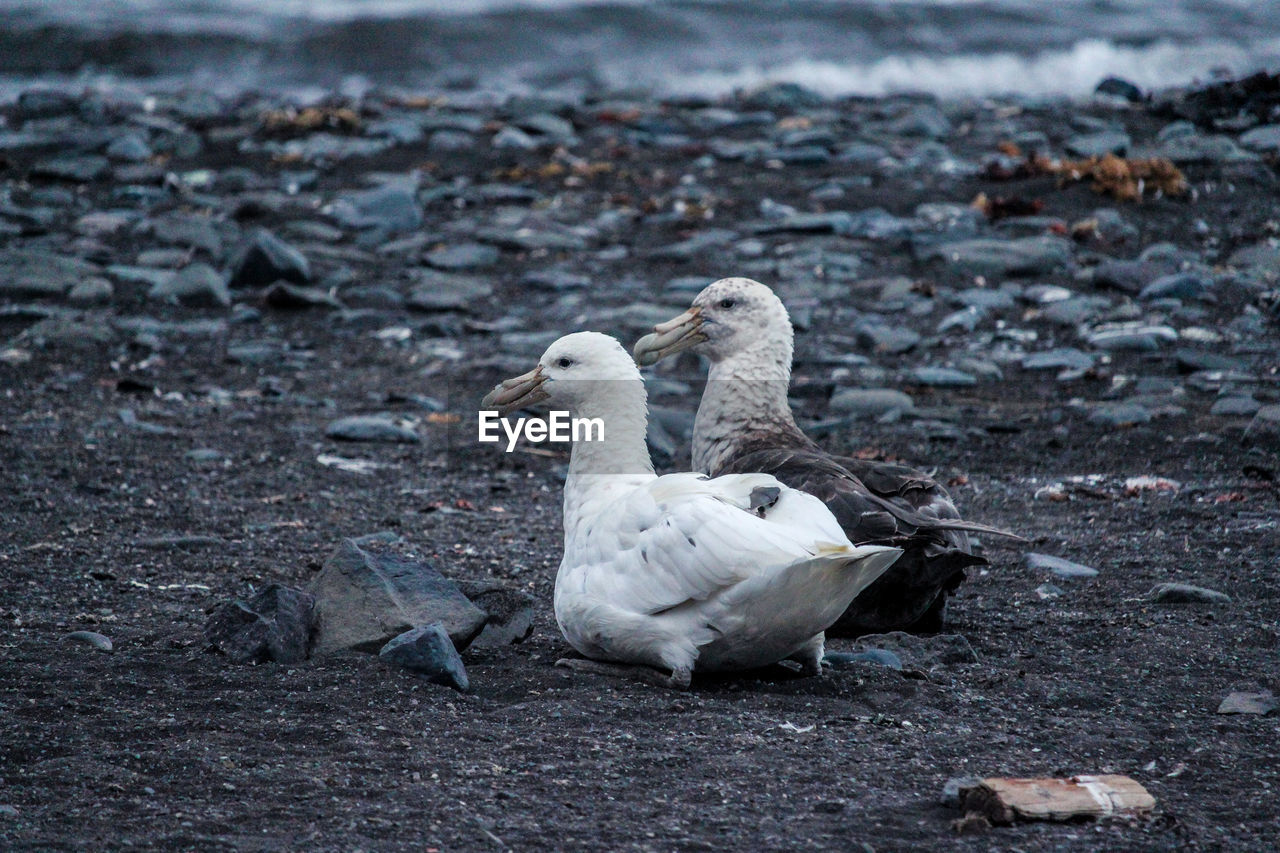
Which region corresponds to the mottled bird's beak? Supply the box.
[481,365,549,415]
[633,306,706,366]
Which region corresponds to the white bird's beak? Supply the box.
[633,306,706,366]
[481,365,549,416]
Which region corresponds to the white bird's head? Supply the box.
[482,331,643,416]
[633,277,793,367]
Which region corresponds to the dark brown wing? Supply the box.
[714,442,1019,635]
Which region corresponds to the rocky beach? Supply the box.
[2,58,1279,850]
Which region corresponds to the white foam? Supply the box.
[662,37,1280,99]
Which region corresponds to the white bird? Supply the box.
[481,331,901,688]
[634,278,1023,634]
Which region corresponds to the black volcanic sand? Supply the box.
[1,81,1278,850]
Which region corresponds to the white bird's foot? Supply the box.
[555,657,692,690]
[790,633,826,677]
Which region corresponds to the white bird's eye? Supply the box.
[556,357,573,369]
[718,298,736,309]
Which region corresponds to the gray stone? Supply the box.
[648,229,737,261]
[1089,403,1152,427]
[955,287,1015,311]
[937,306,984,333]
[63,630,114,653]
[1095,259,1181,296]
[1021,348,1095,372]
[474,225,587,252]
[325,415,420,444]
[1095,77,1143,102]
[1041,296,1110,326]
[0,249,102,299]
[455,579,535,647]
[309,539,486,655]
[1149,582,1231,604]
[1228,242,1280,271]
[1210,396,1261,417]
[430,130,474,151]
[854,322,920,354]
[1217,691,1277,715]
[407,271,493,311]
[203,584,315,665]
[329,182,422,233]
[1087,324,1178,351]
[149,263,231,307]
[264,282,343,310]
[822,649,903,671]
[1025,552,1099,579]
[1139,273,1214,301]
[380,624,469,691]
[910,366,977,387]
[492,126,538,150]
[1064,130,1130,157]
[754,212,853,235]
[31,154,110,182]
[67,277,114,305]
[886,104,951,139]
[106,133,152,162]
[852,631,978,668]
[923,236,1073,278]
[1243,404,1280,446]
[522,269,591,291]
[231,228,310,288]
[1239,125,1280,153]
[828,388,915,418]
[426,242,499,271]
[1160,133,1250,163]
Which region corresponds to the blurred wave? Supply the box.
[0,0,1276,98]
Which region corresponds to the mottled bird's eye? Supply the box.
[718,298,736,309]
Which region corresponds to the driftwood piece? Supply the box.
[959,775,1155,824]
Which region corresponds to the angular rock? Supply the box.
[309,539,486,655]
[1243,404,1280,446]
[1148,582,1231,604]
[959,776,1155,824]
[380,623,469,692]
[1138,273,1214,302]
[203,584,316,665]
[1217,690,1277,715]
[1025,552,1099,579]
[822,648,903,671]
[454,579,535,647]
[325,415,420,443]
[230,228,310,288]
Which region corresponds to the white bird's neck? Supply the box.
[693,349,808,475]
[563,381,656,532]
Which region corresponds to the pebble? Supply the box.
[31,154,111,182]
[1024,552,1099,579]
[406,271,493,311]
[325,415,420,443]
[1243,404,1280,446]
[1148,583,1231,605]
[1238,125,1280,153]
[823,649,904,671]
[63,630,114,653]
[1210,396,1261,417]
[1139,273,1215,302]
